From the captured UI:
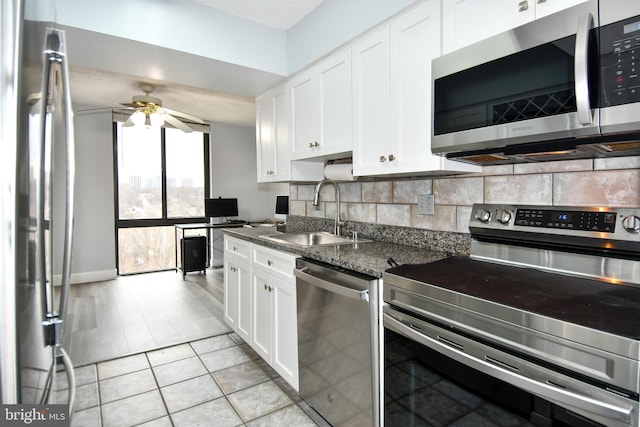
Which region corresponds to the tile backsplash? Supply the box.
[289,157,640,234]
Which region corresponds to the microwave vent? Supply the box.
[459,154,507,164]
[600,141,640,152]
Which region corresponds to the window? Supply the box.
[114,122,209,274]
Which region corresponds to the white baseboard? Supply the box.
[53,269,118,286]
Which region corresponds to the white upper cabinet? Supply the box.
[443,0,587,54]
[353,1,480,176]
[256,84,324,182]
[290,49,352,160]
[352,27,390,175]
[256,84,290,182]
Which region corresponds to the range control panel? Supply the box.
[514,209,616,232]
[470,204,640,240]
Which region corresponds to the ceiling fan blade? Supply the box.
[121,101,147,108]
[162,107,205,124]
[163,113,195,133]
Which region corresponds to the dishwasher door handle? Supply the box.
[294,268,369,302]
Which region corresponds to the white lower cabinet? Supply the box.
[223,236,251,342]
[223,235,299,391]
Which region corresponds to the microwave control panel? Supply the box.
[600,15,640,106]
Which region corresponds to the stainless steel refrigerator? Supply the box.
[1,0,76,414]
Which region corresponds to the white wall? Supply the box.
[51,0,288,76]
[209,122,287,265]
[71,108,117,283]
[287,0,416,73]
[210,122,287,220]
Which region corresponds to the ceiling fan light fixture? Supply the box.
[150,112,164,127]
[120,82,204,133]
[130,110,145,126]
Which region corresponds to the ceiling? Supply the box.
[190,0,325,30]
[69,0,326,128]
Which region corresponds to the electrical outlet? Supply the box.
[417,194,435,215]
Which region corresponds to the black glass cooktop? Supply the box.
[386,256,640,340]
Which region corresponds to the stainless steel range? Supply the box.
[383,204,640,426]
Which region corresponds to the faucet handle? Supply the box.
[352,231,358,241]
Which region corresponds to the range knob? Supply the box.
[475,209,491,222]
[621,215,640,233]
[496,209,512,224]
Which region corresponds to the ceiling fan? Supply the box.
[120,83,205,133]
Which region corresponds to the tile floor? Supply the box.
[58,332,330,427]
[62,270,232,366]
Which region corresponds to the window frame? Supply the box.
[112,122,211,274]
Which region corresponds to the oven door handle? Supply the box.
[383,313,633,425]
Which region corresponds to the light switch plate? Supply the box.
[417,194,435,215]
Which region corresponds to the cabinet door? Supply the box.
[318,49,352,157]
[251,267,273,362]
[442,0,534,54]
[272,275,299,391]
[223,256,238,329]
[389,0,448,174]
[256,85,290,182]
[290,71,319,158]
[235,258,251,343]
[352,27,391,176]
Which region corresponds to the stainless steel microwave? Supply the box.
[432,0,640,165]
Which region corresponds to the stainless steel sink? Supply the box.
[260,231,369,247]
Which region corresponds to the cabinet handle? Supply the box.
[265,170,274,175]
[264,284,273,292]
[537,0,547,3]
[267,260,273,266]
[518,0,529,11]
[232,246,237,251]
[308,141,320,148]
[388,154,396,161]
[379,155,387,163]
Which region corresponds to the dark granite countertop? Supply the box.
[222,226,450,278]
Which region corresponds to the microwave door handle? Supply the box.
[575,12,594,125]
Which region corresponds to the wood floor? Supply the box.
[61,268,231,367]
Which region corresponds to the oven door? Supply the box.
[432,0,600,157]
[383,306,636,427]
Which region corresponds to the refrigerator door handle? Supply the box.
[39,28,75,347]
[59,347,76,415]
[55,28,75,341]
[39,347,76,415]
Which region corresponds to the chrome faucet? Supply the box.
[312,179,345,236]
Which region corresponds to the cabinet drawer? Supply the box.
[252,244,298,279]
[224,236,250,260]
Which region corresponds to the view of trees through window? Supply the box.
[116,123,207,274]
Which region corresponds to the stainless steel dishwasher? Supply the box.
[294,258,379,427]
